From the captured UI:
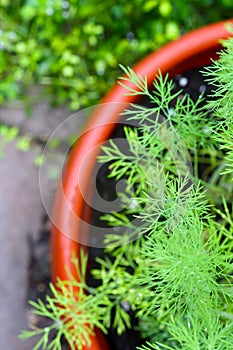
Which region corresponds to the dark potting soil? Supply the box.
[27,68,213,350]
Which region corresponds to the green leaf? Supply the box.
[16,137,31,151]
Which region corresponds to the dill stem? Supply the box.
[193,146,199,181]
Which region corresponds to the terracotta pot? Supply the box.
[51,19,233,350]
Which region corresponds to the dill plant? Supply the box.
[20,36,233,349]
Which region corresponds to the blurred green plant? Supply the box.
[0,124,31,156]
[0,0,232,110]
[0,123,61,166]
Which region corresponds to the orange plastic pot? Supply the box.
[51,19,233,350]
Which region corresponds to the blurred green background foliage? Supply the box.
[0,0,232,110]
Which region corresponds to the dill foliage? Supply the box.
[20,34,233,350]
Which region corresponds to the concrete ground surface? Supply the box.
[0,101,87,349]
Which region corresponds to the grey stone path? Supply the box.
[0,142,41,349]
[0,101,86,349]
